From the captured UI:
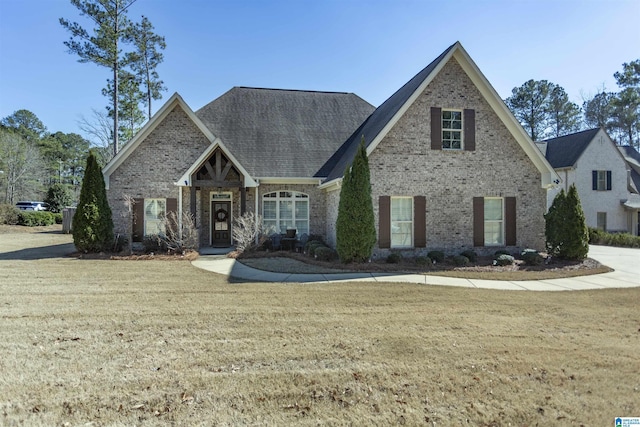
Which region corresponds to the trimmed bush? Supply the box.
[453,255,470,266]
[0,204,20,225]
[494,254,515,266]
[315,246,338,261]
[494,249,511,257]
[18,211,55,226]
[415,256,431,266]
[427,250,445,263]
[460,250,477,262]
[336,138,376,263]
[72,152,113,253]
[305,241,324,256]
[386,252,401,263]
[142,235,167,254]
[521,249,544,266]
[588,227,640,248]
[53,213,63,224]
[545,184,588,260]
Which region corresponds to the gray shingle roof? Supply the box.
[195,87,375,178]
[316,43,457,181]
[618,145,640,191]
[541,128,600,168]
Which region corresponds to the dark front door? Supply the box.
[211,201,231,246]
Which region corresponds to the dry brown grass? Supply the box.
[1,227,639,426]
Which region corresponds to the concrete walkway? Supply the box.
[191,245,640,291]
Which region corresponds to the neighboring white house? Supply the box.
[537,128,640,235]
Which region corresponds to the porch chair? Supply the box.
[295,233,309,253]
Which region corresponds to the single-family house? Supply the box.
[618,144,640,234]
[537,128,640,235]
[103,42,558,255]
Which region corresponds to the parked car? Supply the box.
[16,201,49,211]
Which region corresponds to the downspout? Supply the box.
[178,186,183,241]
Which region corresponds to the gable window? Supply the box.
[592,170,612,191]
[483,198,504,246]
[442,109,463,149]
[144,198,166,236]
[263,191,309,235]
[391,197,413,247]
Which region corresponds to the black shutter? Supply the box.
[132,198,144,242]
[431,107,442,150]
[505,197,516,246]
[473,197,484,247]
[414,196,426,248]
[592,171,598,190]
[379,196,391,249]
[606,170,612,190]
[463,109,475,151]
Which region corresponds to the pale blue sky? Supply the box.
[0,0,638,140]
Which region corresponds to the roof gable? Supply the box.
[103,93,214,188]
[542,128,600,168]
[195,87,374,178]
[317,42,558,188]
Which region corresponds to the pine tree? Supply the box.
[545,188,566,257]
[336,138,376,263]
[72,151,113,252]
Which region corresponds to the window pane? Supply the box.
[484,222,503,245]
[279,200,293,219]
[263,220,277,235]
[484,199,503,221]
[391,198,412,221]
[263,200,276,219]
[295,220,309,235]
[295,200,308,218]
[391,223,412,247]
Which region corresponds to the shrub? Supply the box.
[494,254,515,266]
[545,184,588,260]
[415,256,431,266]
[53,213,63,224]
[315,246,338,261]
[460,250,477,263]
[142,235,167,254]
[232,212,264,253]
[305,241,324,256]
[72,152,113,253]
[427,250,445,263]
[453,255,470,266]
[494,249,511,257]
[18,211,55,226]
[521,249,544,266]
[113,234,129,253]
[386,252,402,263]
[0,204,20,225]
[336,138,376,263]
[588,227,640,248]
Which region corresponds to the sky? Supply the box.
[0,0,639,142]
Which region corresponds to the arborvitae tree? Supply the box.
[72,151,113,252]
[560,184,589,260]
[544,184,588,260]
[336,138,376,263]
[545,188,566,257]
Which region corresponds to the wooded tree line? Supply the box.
[506,59,640,149]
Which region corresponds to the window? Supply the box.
[592,170,612,191]
[484,198,504,246]
[262,191,309,235]
[144,198,166,236]
[597,212,607,231]
[391,197,413,247]
[442,109,462,150]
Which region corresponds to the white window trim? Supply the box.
[390,196,413,248]
[596,170,608,191]
[442,108,463,150]
[262,191,309,235]
[484,197,504,246]
[144,198,166,237]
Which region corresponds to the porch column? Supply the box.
[240,187,246,215]
[190,186,197,226]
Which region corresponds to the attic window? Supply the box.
[442,110,463,149]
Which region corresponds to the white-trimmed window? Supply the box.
[597,212,607,231]
[263,191,309,235]
[144,198,166,236]
[484,198,504,246]
[391,197,413,247]
[442,109,463,150]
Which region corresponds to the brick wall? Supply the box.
[367,57,547,256]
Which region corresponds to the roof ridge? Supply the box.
[234,86,353,95]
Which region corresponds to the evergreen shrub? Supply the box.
[494,254,515,266]
[427,250,445,263]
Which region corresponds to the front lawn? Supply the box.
[0,228,638,425]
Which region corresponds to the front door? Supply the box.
[211,201,231,246]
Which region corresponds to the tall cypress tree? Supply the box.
[544,188,566,256]
[544,184,588,260]
[72,151,113,252]
[336,138,376,263]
